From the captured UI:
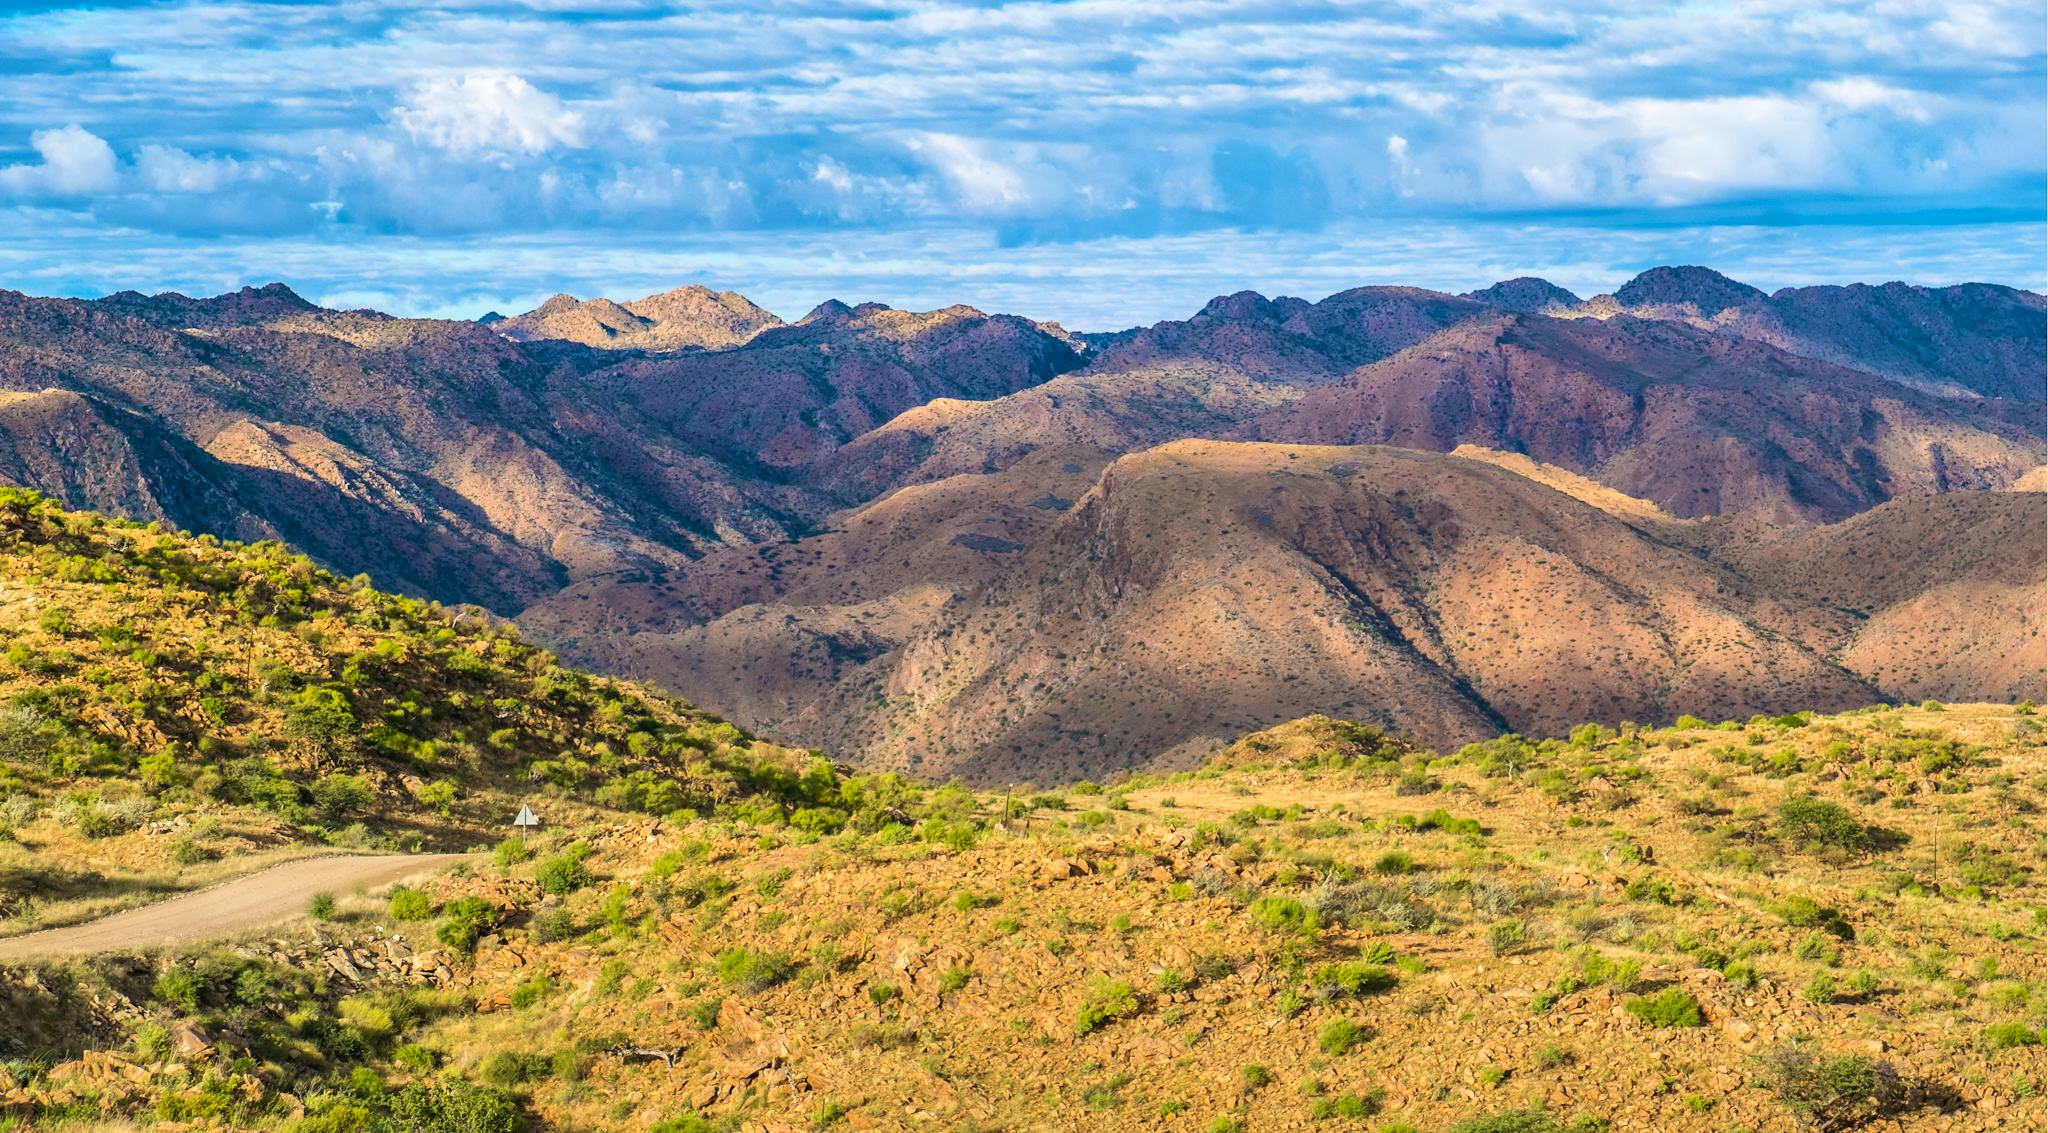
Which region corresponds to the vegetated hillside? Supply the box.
[1246,313,2043,525]
[3,704,2040,1132]
[0,488,825,935]
[540,440,2045,785]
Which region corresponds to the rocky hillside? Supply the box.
[1246,313,2042,524]
[534,440,2044,784]
[2,702,2040,1131]
[495,287,784,351]
[0,285,1082,612]
[0,270,2038,784]
[0,489,821,934]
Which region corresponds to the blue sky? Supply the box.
[0,0,2041,329]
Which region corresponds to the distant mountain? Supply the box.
[495,284,784,350]
[1463,266,2046,401]
[584,301,1088,473]
[0,268,2037,782]
[814,286,1495,499]
[1247,312,2042,523]
[0,285,1076,610]
[1461,276,1582,314]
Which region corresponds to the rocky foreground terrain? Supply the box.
[0,494,2038,1132]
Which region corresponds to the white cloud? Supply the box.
[1482,90,1837,206]
[393,74,584,156]
[900,133,1034,212]
[136,144,244,192]
[0,125,118,196]
[1811,77,1932,123]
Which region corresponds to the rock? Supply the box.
[324,950,362,982]
[170,1022,215,1061]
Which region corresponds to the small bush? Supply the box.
[1777,797,1884,853]
[1486,919,1527,956]
[308,892,337,919]
[535,845,595,895]
[1249,895,1319,938]
[1447,1111,1563,1133]
[436,895,498,954]
[530,908,576,943]
[1756,1043,1907,1130]
[1311,961,1396,997]
[1317,1018,1368,1055]
[716,948,795,992]
[389,886,434,922]
[1622,989,1703,1028]
[1373,850,1413,875]
[493,837,532,868]
[1075,978,1139,1036]
[1983,1022,2045,1051]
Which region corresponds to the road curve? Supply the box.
[0,853,473,961]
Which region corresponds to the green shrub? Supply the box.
[1622,989,1703,1028]
[1249,895,1318,938]
[1310,1090,1384,1119]
[308,891,337,919]
[1373,850,1413,875]
[1486,919,1527,956]
[1311,961,1396,997]
[389,886,434,922]
[716,948,795,992]
[1447,1110,1562,1132]
[436,895,498,955]
[1074,978,1139,1036]
[535,845,595,896]
[530,908,576,943]
[493,837,532,869]
[386,1080,521,1133]
[1317,1018,1367,1055]
[1983,1022,2045,1050]
[1756,1043,1906,1130]
[152,968,202,1012]
[1777,796,1881,852]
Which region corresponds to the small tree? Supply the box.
[1756,1043,1907,1131]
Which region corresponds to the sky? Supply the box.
[0,0,2041,329]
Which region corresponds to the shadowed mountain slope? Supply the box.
[1247,313,2041,524]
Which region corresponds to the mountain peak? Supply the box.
[801,299,855,325]
[529,293,582,317]
[1195,290,1289,321]
[1614,265,1766,314]
[1464,276,1583,314]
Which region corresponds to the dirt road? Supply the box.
[0,853,472,961]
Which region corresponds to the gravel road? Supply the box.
[0,853,472,961]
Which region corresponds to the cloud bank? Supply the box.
[0,0,2039,316]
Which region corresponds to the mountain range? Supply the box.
[0,266,2039,781]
